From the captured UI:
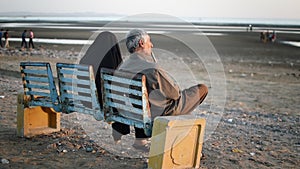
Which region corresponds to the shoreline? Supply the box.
[1,15,300,27]
[1,33,299,64]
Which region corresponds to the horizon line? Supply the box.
[0,11,300,21]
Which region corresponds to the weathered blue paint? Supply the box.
[56,63,103,121]
[20,62,153,136]
[20,62,61,112]
[101,68,153,136]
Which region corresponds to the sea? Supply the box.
[0,16,299,47]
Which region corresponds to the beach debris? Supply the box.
[232,148,243,153]
[268,61,273,66]
[86,147,93,152]
[250,152,256,156]
[229,69,233,73]
[47,143,57,149]
[227,119,233,123]
[0,95,4,99]
[1,158,9,164]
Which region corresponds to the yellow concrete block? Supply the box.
[17,92,61,137]
[149,115,206,169]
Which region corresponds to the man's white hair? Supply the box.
[126,29,148,53]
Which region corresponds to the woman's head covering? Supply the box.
[79,31,123,108]
[80,31,122,75]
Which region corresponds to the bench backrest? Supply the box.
[101,68,152,136]
[56,63,103,120]
[20,62,152,136]
[20,62,61,112]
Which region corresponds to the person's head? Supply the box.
[126,29,153,56]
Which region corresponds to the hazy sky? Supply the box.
[1,0,299,19]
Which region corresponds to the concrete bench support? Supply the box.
[17,93,61,137]
[149,115,206,169]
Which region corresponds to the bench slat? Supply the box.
[101,68,143,80]
[25,83,50,90]
[61,93,92,102]
[60,85,91,94]
[21,69,48,75]
[24,76,49,83]
[103,83,142,96]
[106,101,143,115]
[103,74,142,87]
[20,62,49,67]
[25,91,51,98]
[29,101,56,108]
[59,77,90,86]
[57,63,90,71]
[58,69,89,76]
[105,93,142,106]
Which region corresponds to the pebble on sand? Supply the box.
[227,119,233,123]
[1,158,9,164]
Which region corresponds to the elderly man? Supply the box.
[113,29,208,150]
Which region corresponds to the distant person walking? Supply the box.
[271,30,276,42]
[29,29,34,49]
[4,29,9,48]
[0,29,3,48]
[21,30,28,49]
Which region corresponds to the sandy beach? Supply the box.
[0,20,299,169]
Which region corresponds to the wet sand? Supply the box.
[0,23,299,168]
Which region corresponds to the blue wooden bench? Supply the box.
[19,62,153,136]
